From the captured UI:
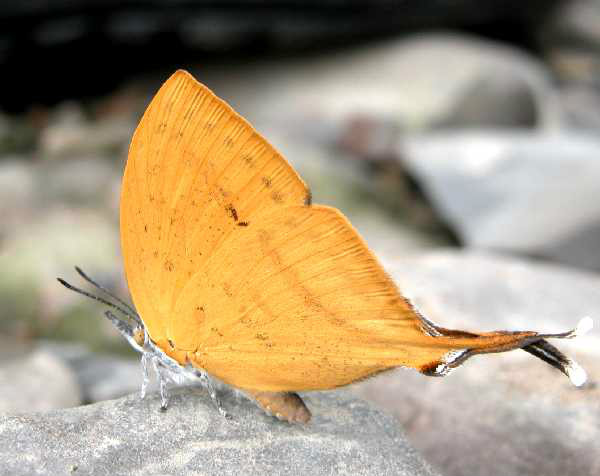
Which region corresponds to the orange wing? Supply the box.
[121,70,576,392]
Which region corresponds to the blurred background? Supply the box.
[1,1,599,475]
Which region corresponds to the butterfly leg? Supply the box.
[198,372,231,419]
[152,357,170,411]
[244,390,311,424]
[140,352,151,399]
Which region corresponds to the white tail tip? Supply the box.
[574,316,594,337]
[566,360,588,387]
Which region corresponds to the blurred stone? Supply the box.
[0,208,122,340]
[0,349,81,414]
[399,131,600,270]
[193,33,557,139]
[558,84,600,130]
[0,112,37,153]
[434,72,538,128]
[547,49,600,88]
[41,340,142,403]
[0,157,120,236]
[39,101,134,158]
[73,355,141,403]
[353,250,599,476]
[37,156,118,207]
[540,0,600,86]
[0,159,36,228]
[0,388,438,476]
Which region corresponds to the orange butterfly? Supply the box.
[60,70,592,423]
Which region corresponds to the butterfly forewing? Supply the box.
[121,71,310,351]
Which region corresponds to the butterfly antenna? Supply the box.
[56,276,143,327]
[74,266,140,320]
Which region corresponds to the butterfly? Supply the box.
[59,70,592,423]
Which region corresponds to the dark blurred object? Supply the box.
[540,0,600,87]
[433,72,538,128]
[0,0,562,113]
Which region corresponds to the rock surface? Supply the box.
[353,250,599,476]
[0,349,82,414]
[0,388,438,476]
[399,131,600,271]
[40,341,143,403]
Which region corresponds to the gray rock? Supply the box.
[191,32,557,137]
[434,72,538,128]
[0,388,438,476]
[558,85,600,130]
[75,356,142,403]
[0,349,82,414]
[353,250,599,476]
[399,131,600,271]
[40,341,143,403]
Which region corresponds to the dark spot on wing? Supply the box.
[225,204,238,222]
[164,260,174,272]
[237,221,249,227]
[168,339,175,349]
[271,191,283,203]
[144,225,148,232]
[262,177,272,188]
[255,333,268,341]
[222,282,233,297]
[304,189,312,206]
[242,154,254,167]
